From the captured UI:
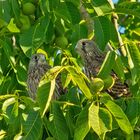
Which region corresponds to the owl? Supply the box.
[27,53,51,100]
[76,39,130,98]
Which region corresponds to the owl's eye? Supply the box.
[34,55,38,61]
[82,42,86,46]
[81,42,86,52]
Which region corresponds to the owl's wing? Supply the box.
[76,39,131,98]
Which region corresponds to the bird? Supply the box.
[27,53,66,100]
[75,39,130,98]
[27,53,51,100]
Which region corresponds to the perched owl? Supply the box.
[27,53,65,100]
[27,53,51,100]
[76,39,130,98]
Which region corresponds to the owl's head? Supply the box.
[75,39,102,58]
[28,53,48,69]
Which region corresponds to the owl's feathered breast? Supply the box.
[27,54,50,100]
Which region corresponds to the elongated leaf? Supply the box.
[89,103,101,136]
[65,2,81,24]
[112,55,125,82]
[115,2,140,18]
[101,95,134,138]
[91,0,112,16]
[32,15,50,47]
[19,27,34,57]
[55,2,80,24]
[51,102,69,140]
[0,0,11,22]
[94,16,118,50]
[11,0,20,20]
[74,105,90,140]
[22,110,43,140]
[125,99,140,128]
[98,51,116,78]
[71,24,88,42]
[66,66,92,99]
[0,39,16,70]
[126,43,140,84]
[37,81,53,117]
[89,103,112,139]
[99,108,112,138]
[2,98,16,113]
[16,66,27,86]
[0,95,15,101]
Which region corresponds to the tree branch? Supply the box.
[108,0,127,56]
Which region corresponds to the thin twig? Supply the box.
[108,0,127,56]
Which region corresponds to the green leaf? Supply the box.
[99,108,112,138]
[10,0,20,20]
[45,20,55,43]
[0,0,11,22]
[65,2,81,24]
[0,94,15,101]
[37,80,54,117]
[51,102,69,140]
[89,103,112,139]
[0,130,6,140]
[115,2,140,18]
[126,43,140,84]
[101,95,134,139]
[74,105,90,140]
[98,51,116,78]
[0,39,16,70]
[7,18,20,33]
[55,2,80,24]
[125,99,140,128]
[89,103,101,137]
[33,15,50,47]
[16,65,27,86]
[112,55,125,82]
[19,27,34,57]
[71,24,88,42]
[22,109,43,140]
[2,97,16,113]
[94,16,118,50]
[66,66,92,99]
[91,0,113,16]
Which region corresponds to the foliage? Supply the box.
[0,0,140,140]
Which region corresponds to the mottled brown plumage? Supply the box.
[76,39,130,98]
[27,53,51,100]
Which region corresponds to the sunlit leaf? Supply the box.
[7,18,20,33]
[74,105,90,140]
[101,95,134,139]
[89,103,101,136]
[37,81,53,117]
[2,97,16,112]
[66,66,92,99]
